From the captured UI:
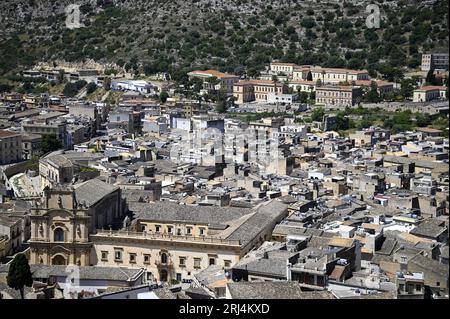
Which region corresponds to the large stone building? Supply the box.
[421,53,449,71]
[22,122,68,150]
[91,200,288,282]
[29,179,123,266]
[233,80,285,104]
[413,86,447,103]
[309,67,370,84]
[0,130,22,165]
[315,85,362,107]
[269,62,297,76]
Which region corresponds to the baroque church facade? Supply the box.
[29,180,123,266]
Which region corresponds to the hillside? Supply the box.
[0,0,448,82]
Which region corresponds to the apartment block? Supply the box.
[0,130,22,165]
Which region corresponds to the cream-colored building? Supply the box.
[413,86,447,102]
[233,81,255,104]
[288,80,316,93]
[310,67,370,84]
[355,80,395,95]
[233,80,284,104]
[292,66,313,81]
[91,200,288,282]
[269,62,297,75]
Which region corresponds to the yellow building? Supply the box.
[233,80,284,104]
[310,67,370,84]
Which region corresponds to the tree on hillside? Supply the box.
[272,75,279,93]
[400,79,417,100]
[415,113,431,127]
[215,87,228,113]
[215,99,226,113]
[0,83,12,93]
[86,82,98,94]
[62,80,87,97]
[298,91,309,104]
[159,91,169,103]
[57,70,65,84]
[205,76,219,84]
[62,83,78,97]
[41,134,63,154]
[104,77,111,91]
[425,68,440,85]
[331,111,351,131]
[7,253,33,299]
[364,81,381,103]
[384,111,413,133]
[311,107,325,121]
[316,79,323,87]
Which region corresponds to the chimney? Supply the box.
[286,260,292,281]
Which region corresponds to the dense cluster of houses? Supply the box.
[0,55,448,300]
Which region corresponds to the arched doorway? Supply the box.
[52,255,67,265]
[159,269,168,282]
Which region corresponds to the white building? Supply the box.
[111,80,157,94]
[172,117,192,131]
[142,116,169,134]
[267,92,298,104]
[413,86,447,103]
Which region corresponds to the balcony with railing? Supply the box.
[92,229,242,247]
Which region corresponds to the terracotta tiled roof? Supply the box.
[415,85,447,91]
[311,67,369,74]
